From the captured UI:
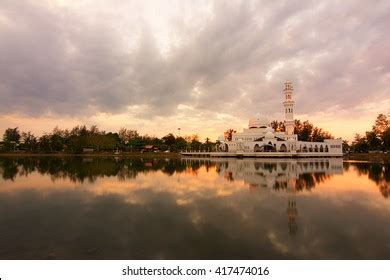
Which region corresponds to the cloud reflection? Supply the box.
[0,157,389,259]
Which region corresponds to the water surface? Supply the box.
[0,156,389,259]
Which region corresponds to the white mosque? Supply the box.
[182,81,343,157]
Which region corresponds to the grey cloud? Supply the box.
[0,0,389,119]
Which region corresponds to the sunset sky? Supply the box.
[0,0,389,141]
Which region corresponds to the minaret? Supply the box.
[283,81,295,135]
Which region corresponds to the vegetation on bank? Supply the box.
[271,119,333,142]
[0,125,211,153]
[345,114,390,153]
[1,114,388,154]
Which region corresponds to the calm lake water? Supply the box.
[0,156,389,259]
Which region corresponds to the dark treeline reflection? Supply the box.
[275,173,332,192]
[0,156,217,183]
[345,161,390,198]
[1,157,339,192]
[1,157,390,259]
[1,157,388,197]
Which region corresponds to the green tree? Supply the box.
[352,134,369,152]
[50,134,64,151]
[365,131,381,151]
[3,127,21,150]
[299,121,313,141]
[342,140,350,153]
[311,127,324,142]
[383,128,390,151]
[204,137,214,151]
[372,114,388,137]
[39,134,52,152]
[21,131,37,151]
[118,128,139,145]
[293,120,302,134]
[223,129,236,141]
[175,136,187,151]
[162,133,176,147]
[350,113,389,152]
[190,138,202,150]
[3,127,21,143]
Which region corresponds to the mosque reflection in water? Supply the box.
[0,156,389,259]
[183,158,344,236]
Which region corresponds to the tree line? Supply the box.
[269,114,389,152]
[1,125,214,153]
[1,114,389,153]
[270,119,333,142]
[347,114,390,152]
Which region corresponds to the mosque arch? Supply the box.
[224,144,228,152]
[302,145,307,152]
[325,145,329,152]
[263,144,276,152]
[320,145,324,152]
[254,162,262,170]
[254,144,261,152]
[280,144,287,152]
[314,145,318,152]
[309,145,313,152]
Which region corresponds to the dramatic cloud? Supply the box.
[0,0,389,139]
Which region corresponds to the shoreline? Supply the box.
[0,152,389,163]
[343,153,390,163]
[0,152,182,159]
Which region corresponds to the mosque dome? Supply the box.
[248,116,269,129]
[265,131,274,139]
